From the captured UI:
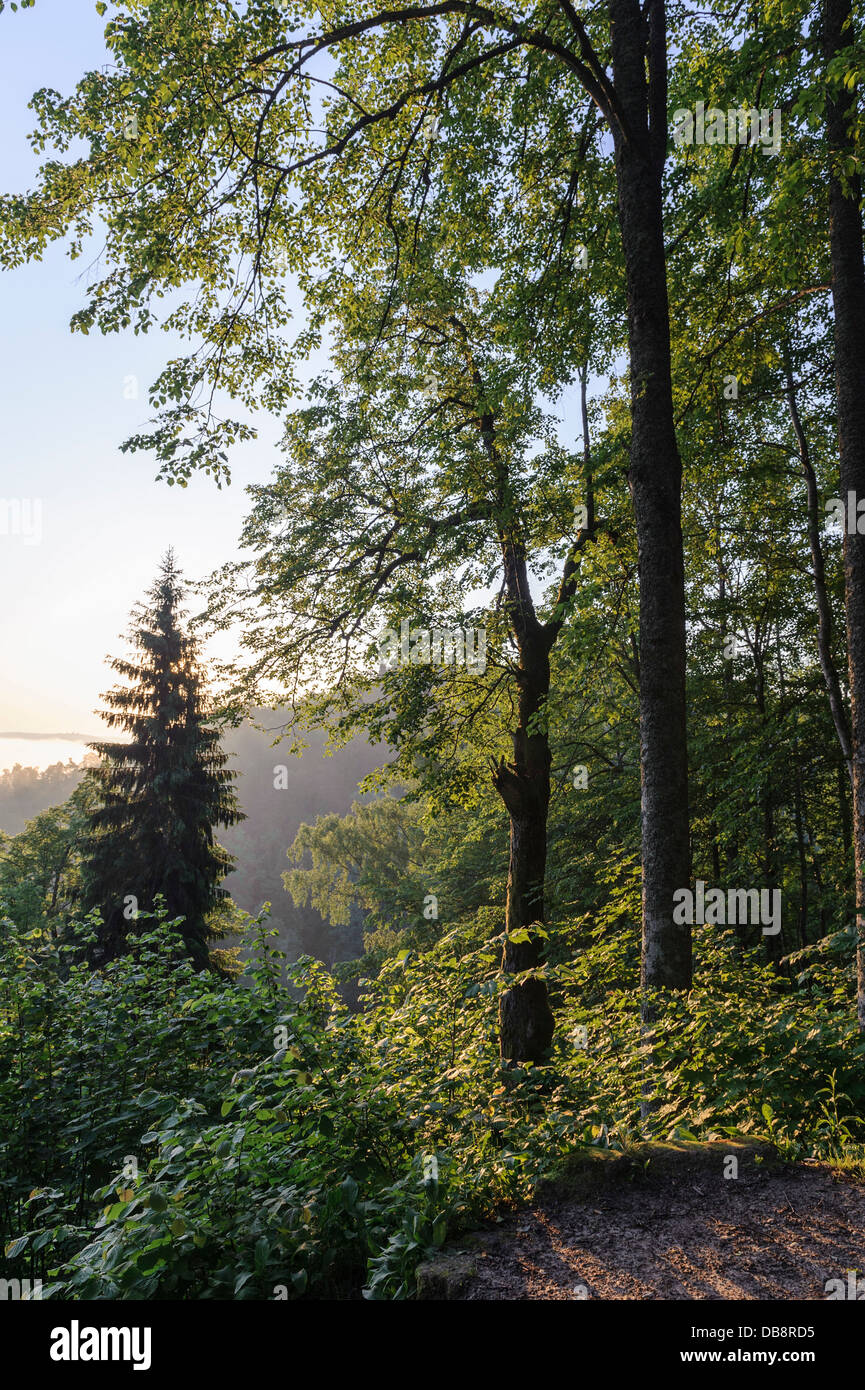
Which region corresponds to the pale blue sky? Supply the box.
[0,0,587,747]
[0,0,287,735]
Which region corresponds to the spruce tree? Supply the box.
[80,551,243,969]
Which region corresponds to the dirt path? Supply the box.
[419,1145,865,1300]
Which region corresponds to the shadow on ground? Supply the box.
[416,1142,865,1300]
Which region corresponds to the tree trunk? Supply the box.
[609,0,691,1006]
[754,641,785,966]
[785,359,853,777]
[486,420,556,1064]
[493,657,556,1064]
[824,0,865,1029]
[775,620,809,950]
[718,541,745,949]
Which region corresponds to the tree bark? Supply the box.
[609,0,691,1006]
[479,410,556,1064]
[785,360,853,778]
[485,369,600,1063]
[753,638,785,966]
[492,548,556,1065]
[824,0,865,1029]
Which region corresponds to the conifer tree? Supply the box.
[80,551,243,968]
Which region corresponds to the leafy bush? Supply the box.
[2,898,864,1300]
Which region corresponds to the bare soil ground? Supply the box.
[423,1146,865,1300]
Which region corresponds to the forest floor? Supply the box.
[418,1143,865,1300]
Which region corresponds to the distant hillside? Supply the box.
[0,759,93,835]
[0,717,387,968]
[219,716,387,966]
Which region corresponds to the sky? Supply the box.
[0,0,290,739]
[0,0,589,761]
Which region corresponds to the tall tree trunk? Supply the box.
[785,359,853,777]
[824,0,865,1029]
[754,640,785,966]
[609,0,691,1006]
[717,533,744,947]
[776,624,810,949]
[492,565,556,1064]
[492,619,556,1064]
[484,416,555,1064]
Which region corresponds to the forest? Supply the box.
[1,0,865,1323]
